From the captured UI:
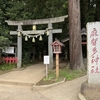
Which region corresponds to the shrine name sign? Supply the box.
[87,22,100,84]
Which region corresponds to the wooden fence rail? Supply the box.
[3,57,17,64]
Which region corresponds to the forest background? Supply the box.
[0,0,100,64]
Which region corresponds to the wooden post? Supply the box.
[46,64,48,78]
[56,53,59,78]
[17,25,22,68]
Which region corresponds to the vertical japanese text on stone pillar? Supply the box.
[90,28,99,73]
[87,22,100,84]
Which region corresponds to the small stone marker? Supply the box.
[87,22,100,84]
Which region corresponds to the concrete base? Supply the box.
[81,82,100,100]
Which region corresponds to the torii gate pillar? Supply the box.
[17,25,22,68]
[48,23,53,69]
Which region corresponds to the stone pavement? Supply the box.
[0,63,46,87]
[0,76,86,100]
[0,63,87,100]
[0,84,51,100]
[38,76,86,100]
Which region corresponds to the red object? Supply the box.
[82,42,87,44]
[51,40,64,54]
[3,57,17,64]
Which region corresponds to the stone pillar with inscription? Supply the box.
[80,22,100,99]
[87,22,100,84]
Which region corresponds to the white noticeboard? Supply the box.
[3,47,14,54]
[44,56,49,64]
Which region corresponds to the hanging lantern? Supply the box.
[32,25,36,30]
[25,36,28,41]
[46,31,49,36]
[32,37,35,42]
[28,36,30,38]
[18,31,21,36]
[36,35,38,38]
[39,35,42,41]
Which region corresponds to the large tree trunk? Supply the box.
[68,0,84,70]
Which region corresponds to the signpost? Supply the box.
[44,56,49,78]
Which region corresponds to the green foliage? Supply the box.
[27,0,67,19]
[43,67,86,81]
[0,36,11,49]
[0,63,16,71]
[5,1,31,20]
[43,70,55,81]
[22,52,32,64]
[80,0,100,28]
[59,67,86,80]
[0,1,12,51]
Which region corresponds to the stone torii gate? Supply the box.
[5,15,68,69]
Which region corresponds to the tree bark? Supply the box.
[68,0,84,70]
